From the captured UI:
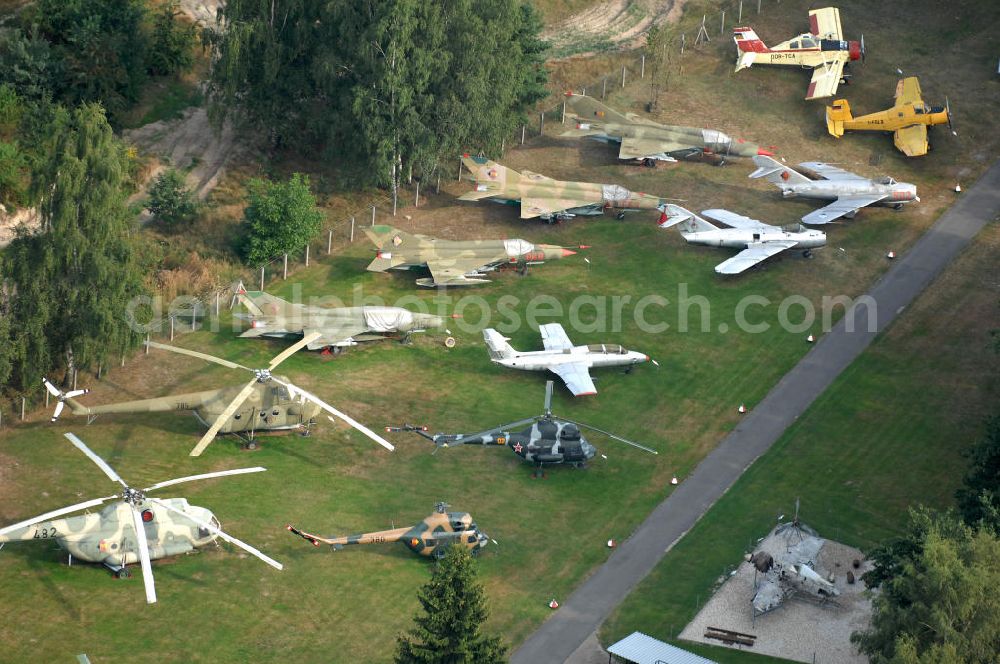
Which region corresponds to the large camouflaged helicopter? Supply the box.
[387,381,656,476]
[0,433,283,604]
[287,502,490,559]
[43,333,394,457]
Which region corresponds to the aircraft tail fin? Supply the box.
[733,27,768,70]
[482,328,517,361]
[237,290,301,318]
[657,204,717,234]
[563,93,633,125]
[461,154,520,187]
[749,156,812,185]
[825,100,851,138]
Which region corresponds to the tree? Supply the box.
[645,25,674,111]
[853,509,1000,663]
[241,173,323,266]
[395,545,507,664]
[0,27,60,103]
[956,414,1000,533]
[147,169,198,227]
[146,1,198,76]
[3,102,147,389]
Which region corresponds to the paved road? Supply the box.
[511,161,1000,664]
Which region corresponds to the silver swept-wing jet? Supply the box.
[750,155,918,224]
[658,205,826,275]
[482,324,652,396]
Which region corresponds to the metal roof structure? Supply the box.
[607,632,718,664]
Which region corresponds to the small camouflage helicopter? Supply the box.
[287,502,490,559]
[43,333,394,457]
[0,433,283,604]
[387,381,656,475]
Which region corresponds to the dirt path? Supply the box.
[543,0,688,58]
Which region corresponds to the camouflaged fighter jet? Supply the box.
[387,381,656,474]
[43,335,394,457]
[0,433,282,604]
[560,93,773,166]
[658,204,826,275]
[483,323,654,396]
[750,156,918,224]
[234,283,446,349]
[364,224,582,287]
[458,154,667,221]
[287,502,489,559]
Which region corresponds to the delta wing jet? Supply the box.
[364,225,580,287]
[749,156,918,224]
[482,324,652,396]
[733,7,863,100]
[658,205,826,275]
[560,93,773,165]
[235,285,445,349]
[458,154,667,221]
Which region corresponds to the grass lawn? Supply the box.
[0,0,998,662]
[601,220,1000,661]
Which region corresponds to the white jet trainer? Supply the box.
[658,204,826,275]
[750,155,918,225]
[482,324,652,396]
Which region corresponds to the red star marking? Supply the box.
[513,442,523,454]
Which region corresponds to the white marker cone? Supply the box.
[607,539,616,548]
[955,184,962,193]
[807,334,816,343]
[886,250,896,259]
[738,404,748,414]
[549,599,559,609]
[671,476,679,485]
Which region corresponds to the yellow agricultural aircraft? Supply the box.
[825,77,954,157]
[733,7,863,100]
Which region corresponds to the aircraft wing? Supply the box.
[539,322,573,351]
[797,162,867,181]
[551,362,598,396]
[805,59,845,100]
[894,77,922,105]
[520,196,595,219]
[809,7,843,39]
[893,123,929,157]
[802,194,888,224]
[701,208,771,230]
[426,257,491,286]
[715,241,797,275]
[619,136,691,160]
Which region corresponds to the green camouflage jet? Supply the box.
[560,93,773,166]
[364,224,581,287]
[458,154,668,221]
[235,285,446,349]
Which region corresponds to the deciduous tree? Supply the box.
[241,173,323,266]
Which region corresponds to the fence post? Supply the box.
[561,101,565,124]
[415,181,420,207]
[757,0,761,13]
[0,407,3,428]
[191,306,196,330]
[350,217,355,242]
[371,204,376,226]
[392,188,397,216]
[121,354,126,368]
[681,33,686,54]
[521,125,526,145]
[621,64,626,88]
[436,173,441,194]
[20,397,25,421]
[738,0,743,22]
[602,77,607,100]
[720,10,725,35]
[458,156,463,181]
[260,265,265,290]
[146,333,150,354]
[215,291,220,317]
[539,111,544,134]
[640,54,646,78]
[170,315,175,341]
[97,362,102,379]
[283,253,288,279]
[305,245,310,267]
[73,369,78,391]
[46,389,50,408]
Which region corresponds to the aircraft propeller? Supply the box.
[147,334,394,456]
[945,97,957,136]
[860,34,866,65]
[42,378,89,422]
[0,432,280,604]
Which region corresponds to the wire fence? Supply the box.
[3,0,782,426]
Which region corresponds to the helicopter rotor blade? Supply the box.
[189,377,259,457]
[267,331,323,371]
[63,433,129,488]
[485,416,542,435]
[52,401,65,421]
[555,417,658,454]
[128,504,158,604]
[143,467,267,493]
[42,378,62,397]
[146,341,251,372]
[150,498,284,571]
[0,495,118,538]
[543,381,553,415]
[275,378,394,452]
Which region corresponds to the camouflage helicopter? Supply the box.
[43,332,394,457]
[287,502,490,559]
[0,433,283,604]
[387,381,656,476]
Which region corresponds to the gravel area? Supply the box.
[679,526,873,664]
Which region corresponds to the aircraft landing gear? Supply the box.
[616,212,626,220]
[399,333,413,345]
[643,158,656,168]
[893,203,904,210]
[803,250,813,258]
[530,466,547,480]
[624,366,634,375]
